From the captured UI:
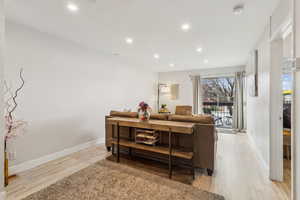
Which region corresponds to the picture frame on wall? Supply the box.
[248,49,258,97]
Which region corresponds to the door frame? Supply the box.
[292,0,299,199]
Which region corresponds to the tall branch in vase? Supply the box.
[3,68,27,186]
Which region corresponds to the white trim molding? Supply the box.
[294,0,300,199]
[9,138,104,175]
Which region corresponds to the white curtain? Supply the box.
[233,72,245,131]
[191,75,203,115]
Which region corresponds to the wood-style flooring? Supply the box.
[5,133,291,200]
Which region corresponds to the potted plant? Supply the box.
[159,104,169,113]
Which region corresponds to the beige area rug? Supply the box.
[22,159,225,200]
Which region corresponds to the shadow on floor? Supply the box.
[106,154,200,185]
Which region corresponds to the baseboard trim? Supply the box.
[247,133,270,174]
[9,138,105,175]
[0,191,6,200]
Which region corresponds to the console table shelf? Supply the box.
[111,139,193,160]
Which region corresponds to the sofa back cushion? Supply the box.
[150,113,169,120]
[110,111,138,118]
[175,105,193,116]
[168,114,214,124]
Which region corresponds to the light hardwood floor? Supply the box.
[5,133,290,200]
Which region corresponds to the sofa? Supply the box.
[105,111,217,175]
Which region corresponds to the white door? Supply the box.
[269,39,284,181]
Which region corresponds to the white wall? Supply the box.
[246,27,271,168]
[4,21,158,166]
[283,33,293,58]
[0,0,5,192]
[158,66,244,113]
[246,0,293,173]
[271,0,292,36]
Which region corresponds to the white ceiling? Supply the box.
[6,0,279,72]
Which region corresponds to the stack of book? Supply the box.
[135,129,159,146]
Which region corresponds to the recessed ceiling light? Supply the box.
[204,59,209,64]
[233,4,244,15]
[196,47,203,53]
[153,54,160,59]
[67,2,79,12]
[169,63,175,67]
[125,37,133,44]
[181,23,191,32]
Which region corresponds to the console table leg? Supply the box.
[168,129,172,179]
[192,159,195,180]
[192,130,195,180]
[112,144,115,155]
[112,125,115,156]
[117,123,120,163]
[129,127,132,157]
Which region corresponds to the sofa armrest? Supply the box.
[193,123,216,172]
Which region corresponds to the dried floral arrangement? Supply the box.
[4,68,27,157]
[138,101,152,121]
[138,101,151,112]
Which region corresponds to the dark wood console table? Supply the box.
[107,117,195,179]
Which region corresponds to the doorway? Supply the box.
[201,76,235,129]
[269,22,293,198]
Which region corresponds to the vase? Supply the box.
[4,151,8,186]
[138,110,151,121]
